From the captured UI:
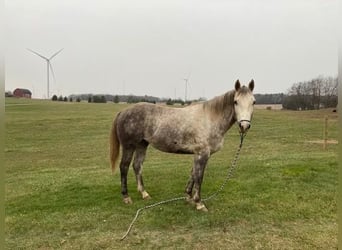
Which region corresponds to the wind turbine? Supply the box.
[27,48,63,99]
[183,78,189,102]
[183,72,191,102]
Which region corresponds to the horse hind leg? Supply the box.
[185,167,195,203]
[120,146,135,204]
[133,141,150,200]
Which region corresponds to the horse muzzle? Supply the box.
[238,120,251,134]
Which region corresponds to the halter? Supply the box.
[238,119,251,124]
[238,119,252,129]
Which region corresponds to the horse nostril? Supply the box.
[238,122,251,131]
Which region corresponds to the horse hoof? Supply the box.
[123,196,133,204]
[142,191,151,200]
[196,203,208,212]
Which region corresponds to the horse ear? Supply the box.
[235,79,241,91]
[248,79,254,91]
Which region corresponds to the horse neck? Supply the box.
[222,107,236,133]
[203,91,237,134]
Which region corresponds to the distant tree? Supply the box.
[282,95,300,110]
[283,76,338,110]
[321,76,338,108]
[63,96,68,102]
[76,97,81,102]
[166,98,174,105]
[92,95,107,103]
[88,96,92,103]
[52,95,58,101]
[101,95,106,103]
[5,91,13,97]
[127,95,135,103]
[254,93,284,104]
[69,97,73,102]
[58,95,64,101]
[93,96,99,103]
[113,95,119,103]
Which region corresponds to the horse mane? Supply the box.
[202,86,250,116]
[202,89,235,115]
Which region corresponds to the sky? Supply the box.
[5,0,338,100]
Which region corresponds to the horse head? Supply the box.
[234,79,255,134]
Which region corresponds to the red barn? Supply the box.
[13,88,32,98]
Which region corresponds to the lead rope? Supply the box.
[120,132,247,241]
[202,132,246,202]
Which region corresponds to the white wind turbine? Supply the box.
[27,48,63,99]
[183,72,191,102]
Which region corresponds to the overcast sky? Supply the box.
[5,0,338,99]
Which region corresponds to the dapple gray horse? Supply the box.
[110,80,255,211]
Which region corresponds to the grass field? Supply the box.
[5,98,338,249]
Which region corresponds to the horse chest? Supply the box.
[210,138,224,154]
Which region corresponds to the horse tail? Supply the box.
[110,113,120,174]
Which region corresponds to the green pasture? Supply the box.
[5,98,337,249]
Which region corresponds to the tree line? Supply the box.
[49,75,337,110]
[282,76,337,110]
[253,76,338,110]
[67,94,160,103]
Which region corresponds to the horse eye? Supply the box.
[253,101,256,105]
[234,100,237,105]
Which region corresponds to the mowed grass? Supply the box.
[5,98,337,249]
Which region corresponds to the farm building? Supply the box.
[13,88,32,98]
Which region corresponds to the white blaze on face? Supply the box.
[234,79,255,133]
[234,94,255,132]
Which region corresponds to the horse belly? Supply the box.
[150,140,194,154]
[148,125,196,154]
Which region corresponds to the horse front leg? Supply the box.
[191,151,210,212]
[185,171,195,202]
